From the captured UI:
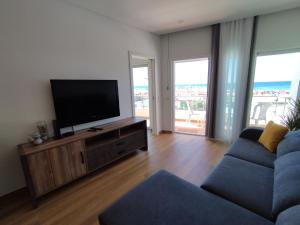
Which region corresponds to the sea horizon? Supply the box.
[134,81,291,91]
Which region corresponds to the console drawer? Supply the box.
[86,130,146,172]
[113,130,146,156]
[86,142,114,171]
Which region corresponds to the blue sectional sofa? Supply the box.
[99,128,300,225]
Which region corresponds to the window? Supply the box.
[248,51,300,127]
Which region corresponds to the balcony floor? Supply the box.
[175,120,206,135]
[135,109,206,135]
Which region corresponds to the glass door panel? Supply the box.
[132,66,150,127]
[249,52,300,126]
[174,59,209,135]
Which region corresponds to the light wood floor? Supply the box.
[1,133,227,225]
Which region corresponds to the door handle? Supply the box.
[80,152,85,164]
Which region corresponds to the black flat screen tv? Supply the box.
[50,80,120,128]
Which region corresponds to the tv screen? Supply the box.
[50,80,120,128]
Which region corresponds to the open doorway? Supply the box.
[129,53,156,133]
[173,58,209,135]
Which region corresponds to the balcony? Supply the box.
[249,93,290,127]
[134,94,207,135]
[134,95,150,127]
[174,95,207,135]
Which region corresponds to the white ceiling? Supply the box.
[64,0,300,34]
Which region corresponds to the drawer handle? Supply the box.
[80,152,85,164]
[116,141,125,146]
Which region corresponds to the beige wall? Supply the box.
[0,0,161,196]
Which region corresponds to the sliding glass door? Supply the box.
[248,51,300,127]
[173,58,209,135]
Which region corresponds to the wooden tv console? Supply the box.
[18,117,147,207]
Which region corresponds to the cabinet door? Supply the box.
[27,151,55,197]
[68,140,87,179]
[48,146,73,187]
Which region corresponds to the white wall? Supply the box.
[0,0,161,196]
[160,27,212,130]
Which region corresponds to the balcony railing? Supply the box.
[174,95,207,135]
[134,94,149,118]
[134,92,207,135]
[249,94,290,126]
[134,87,291,133]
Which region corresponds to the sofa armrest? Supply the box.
[239,127,264,142]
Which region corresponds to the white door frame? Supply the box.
[128,51,158,135]
[171,57,209,134]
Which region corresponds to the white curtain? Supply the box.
[215,18,254,143]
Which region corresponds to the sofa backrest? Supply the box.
[273,151,300,216]
[276,205,300,225]
[277,130,300,157]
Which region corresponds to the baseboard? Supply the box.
[159,130,173,134]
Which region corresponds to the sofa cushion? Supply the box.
[274,151,300,175]
[201,156,274,220]
[277,131,300,157]
[258,121,288,152]
[239,127,264,142]
[276,205,300,225]
[99,170,274,225]
[226,138,275,168]
[273,152,300,215]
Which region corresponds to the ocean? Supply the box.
[134,81,291,91]
[253,81,291,91]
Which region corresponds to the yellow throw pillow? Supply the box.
[258,121,288,152]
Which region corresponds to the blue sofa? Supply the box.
[99,128,300,225]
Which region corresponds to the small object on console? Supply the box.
[88,127,104,132]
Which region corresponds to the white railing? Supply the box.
[249,95,290,126]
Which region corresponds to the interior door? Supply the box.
[129,53,156,133]
[132,65,151,128]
